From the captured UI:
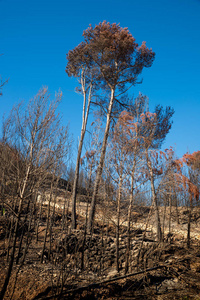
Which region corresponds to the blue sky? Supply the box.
[1,0,200,159]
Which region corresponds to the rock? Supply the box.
[157,278,181,294]
[106,268,118,279]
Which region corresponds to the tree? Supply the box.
[142,106,174,241]
[115,94,149,272]
[74,21,155,233]
[65,60,94,228]
[0,87,70,299]
[116,104,174,241]
[173,153,199,247]
[183,151,200,173]
[108,115,131,272]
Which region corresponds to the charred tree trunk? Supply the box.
[187,201,192,248]
[146,150,162,242]
[62,182,69,232]
[116,174,122,273]
[41,185,53,263]
[0,218,19,300]
[175,191,180,225]
[36,193,44,241]
[0,194,24,300]
[0,155,32,299]
[16,194,32,264]
[162,198,167,239]
[71,74,92,229]
[125,156,136,274]
[168,190,172,243]
[6,197,17,261]
[87,88,115,233]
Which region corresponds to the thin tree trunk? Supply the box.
[125,157,136,274]
[21,192,37,266]
[0,219,19,300]
[7,216,14,261]
[116,174,122,272]
[62,183,69,232]
[87,88,115,233]
[187,201,192,248]
[16,195,32,264]
[168,191,172,243]
[146,150,162,242]
[6,197,17,261]
[80,162,93,270]
[49,186,58,260]
[0,155,32,299]
[137,203,154,271]
[36,193,44,241]
[162,199,166,239]
[71,75,92,229]
[41,188,52,263]
[0,195,24,300]
[175,191,179,225]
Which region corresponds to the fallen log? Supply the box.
[34,264,167,299]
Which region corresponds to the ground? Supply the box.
[0,193,200,299]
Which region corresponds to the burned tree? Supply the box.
[81,22,155,233]
[66,21,155,231]
[0,87,70,299]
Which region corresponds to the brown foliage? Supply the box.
[66,21,155,90]
[183,151,200,172]
[173,157,199,203]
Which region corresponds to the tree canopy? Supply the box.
[66,21,155,92]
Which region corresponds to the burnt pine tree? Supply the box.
[115,104,174,241]
[66,21,155,232]
[87,22,155,233]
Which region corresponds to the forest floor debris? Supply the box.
[0,201,200,299]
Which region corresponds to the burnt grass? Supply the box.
[0,199,200,299]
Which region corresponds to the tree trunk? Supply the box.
[0,155,32,299]
[146,150,162,242]
[71,77,92,229]
[16,195,32,264]
[116,174,122,272]
[36,193,44,241]
[168,191,172,243]
[125,157,136,274]
[175,191,180,225]
[87,88,115,233]
[187,201,192,248]
[41,188,52,263]
[0,219,19,300]
[162,199,166,239]
[0,194,24,300]
[62,183,69,232]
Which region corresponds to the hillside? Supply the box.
[0,189,200,300]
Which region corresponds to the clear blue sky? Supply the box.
[1,0,200,159]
